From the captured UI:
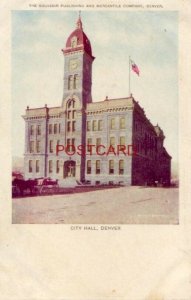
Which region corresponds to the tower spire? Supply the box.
[76,11,83,30]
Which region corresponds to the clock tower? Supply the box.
[62,15,95,108]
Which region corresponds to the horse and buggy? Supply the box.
[12,177,59,197]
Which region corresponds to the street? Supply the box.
[12,186,179,224]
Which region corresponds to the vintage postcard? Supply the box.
[1,0,191,299]
[12,10,178,224]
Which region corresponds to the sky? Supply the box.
[12,10,178,172]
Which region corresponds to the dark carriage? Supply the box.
[12,178,37,197]
[12,177,59,197]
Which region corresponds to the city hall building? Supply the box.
[23,16,171,186]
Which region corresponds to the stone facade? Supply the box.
[22,16,171,187]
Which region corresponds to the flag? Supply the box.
[131,60,140,76]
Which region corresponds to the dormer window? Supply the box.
[71,36,77,48]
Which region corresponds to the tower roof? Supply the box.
[62,15,93,58]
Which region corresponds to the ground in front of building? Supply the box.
[12,186,178,224]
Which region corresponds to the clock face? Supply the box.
[69,59,78,71]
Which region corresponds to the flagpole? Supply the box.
[129,56,131,96]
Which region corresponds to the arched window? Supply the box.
[68,100,72,109]
[67,99,75,110]
[68,75,73,90]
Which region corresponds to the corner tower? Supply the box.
[62,15,95,108]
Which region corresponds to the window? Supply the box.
[37,125,41,135]
[29,141,34,153]
[71,36,77,48]
[67,111,71,119]
[36,141,40,153]
[49,124,52,134]
[120,136,125,146]
[29,160,33,173]
[72,138,75,146]
[30,125,34,135]
[87,138,92,152]
[87,121,91,131]
[119,160,124,175]
[36,160,40,173]
[67,100,75,131]
[109,160,114,174]
[66,138,74,151]
[49,160,53,173]
[54,124,58,134]
[57,140,60,150]
[110,137,115,147]
[93,120,97,131]
[87,160,91,174]
[110,118,115,129]
[56,160,60,174]
[68,100,72,109]
[73,74,79,89]
[98,120,103,131]
[49,140,53,153]
[67,121,71,132]
[68,75,73,90]
[96,138,101,147]
[96,160,101,174]
[72,110,76,119]
[72,121,76,132]
[120,117,125,129]
[87,138,92,145]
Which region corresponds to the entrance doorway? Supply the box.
[63,160,76,178]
